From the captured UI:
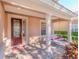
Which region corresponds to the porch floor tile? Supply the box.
[5,41,66,59]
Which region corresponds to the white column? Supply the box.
[46,14,52,45]
[26,18,29,45]
[52,22,54,34]
[68,20,72,42]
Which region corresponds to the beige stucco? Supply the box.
[53,19,78,31]
[52,20,69,31]
[0,2,5,43]
[28,16,43,44]
[4,13,8,37]
[28,16,41,36]
[0,2,4,58]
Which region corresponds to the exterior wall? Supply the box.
[0,2,5,59]
[53,21,69,31]
[52,19,78,32]
[28,17,41,36]
[0,2,5,43]
[4,13,8,37]
[28,16,43,44]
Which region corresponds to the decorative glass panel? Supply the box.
[13,20,20,37]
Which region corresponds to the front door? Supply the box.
[11,18,22,45]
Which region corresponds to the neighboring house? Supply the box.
[0,0,77,46]
[72,12,78,32]
[72,19,78,32]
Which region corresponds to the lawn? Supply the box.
[54,31,78,42]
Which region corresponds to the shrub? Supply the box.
[62,41,78,59]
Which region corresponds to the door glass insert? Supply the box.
[13,20,20,37]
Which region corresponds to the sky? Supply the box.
[59,0,78,12]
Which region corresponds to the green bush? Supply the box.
[72,32,78,36]
[54,31,78,41]
[54,31,78,36]
[62,41,78,59]
[54,31,67,35]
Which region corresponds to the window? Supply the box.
[41,21,46,35]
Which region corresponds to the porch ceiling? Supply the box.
[52,17,68,22]
[1,0,76,20]
[3,3,46,18]
[52,19,68,22]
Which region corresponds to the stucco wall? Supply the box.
[0,2,5,59]
[28,16,42,36]
[53,19,78,32]
[4,13,8,37]
[28,16,43,44]
[0,2,5,43]
[53,21,69,31]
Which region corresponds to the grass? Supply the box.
[54,31,78,41]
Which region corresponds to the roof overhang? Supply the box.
[1,0,76,20]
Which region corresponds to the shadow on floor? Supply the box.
[5,41,65,59]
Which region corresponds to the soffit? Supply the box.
[3,3,46,18]
[2,0,72,19]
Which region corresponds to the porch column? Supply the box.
[52,21,54,35]
[46,14,52,45]
[68,20,72,42]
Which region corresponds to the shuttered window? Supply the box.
[41,22,46,35]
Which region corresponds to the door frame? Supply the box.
[11,18,22,45]
[7,13,28,45]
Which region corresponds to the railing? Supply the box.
[40,0,77,16]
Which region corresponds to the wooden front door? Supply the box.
[11,18,22,45]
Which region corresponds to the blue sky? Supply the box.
[59,0,78,12]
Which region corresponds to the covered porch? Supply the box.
[0,0,77,59]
